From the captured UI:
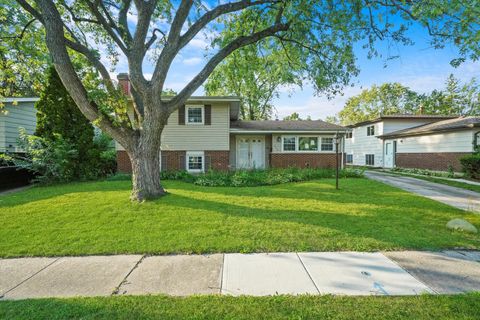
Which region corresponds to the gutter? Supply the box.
[378,126,476,139]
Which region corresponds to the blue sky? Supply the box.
[113,9,480,120]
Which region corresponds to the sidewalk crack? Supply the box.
[112,255,145,296]
[296,253,320,295]
[0,257,60,299]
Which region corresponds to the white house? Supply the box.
[345,115,480,171]
[0,98,39,153]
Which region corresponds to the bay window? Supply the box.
[299,137,318,151]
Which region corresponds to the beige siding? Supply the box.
[0,102,37,152]
[116,103,230,151]
[393,130,475,153]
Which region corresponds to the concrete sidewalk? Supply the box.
[1,251,479,300]
[365,171,480,212]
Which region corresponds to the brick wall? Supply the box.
[270,153,344,169]
[161,151,186,171]
[395,152,471,172]
[205,151,230,171]
[116,150,230,173]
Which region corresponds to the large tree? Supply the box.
[337,75,480,125]
[338,83,420,125]
[8,0,480,201]
[421,74,480,116]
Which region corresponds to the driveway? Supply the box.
[365,171,480,213]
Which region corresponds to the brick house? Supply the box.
[116,87,348,173]
[344,115,480,171]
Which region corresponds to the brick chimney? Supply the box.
[117,73,130,95]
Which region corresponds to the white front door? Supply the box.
[236,136,265,169]
[384,142,394,168]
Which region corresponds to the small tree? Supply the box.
[36,66,95,155]
[34,66,115,180]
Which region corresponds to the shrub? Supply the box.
[4,129,117,184]
[391,167,462,178]
[158,167,363,187]
[5,130,78,184]
[460,154,480,180]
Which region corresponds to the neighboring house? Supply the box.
[115,95,348,173]
[345,114,480,171]
[0,98,38,153]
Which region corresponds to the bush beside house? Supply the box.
[110,167,364,187]
[460,154,480,180]
[1,67,116,184]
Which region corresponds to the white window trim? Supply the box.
[280,135,336,153]
[185,105,204,125]
[186,151,205,173]
[320,137,334,151]
[345,153,353,164]
[281,135,297,152]
[367,125,375,136]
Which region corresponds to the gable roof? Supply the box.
[348,114,457,128]
[230,120,347,132]
[160,96,241,120]
[379,116,480,139]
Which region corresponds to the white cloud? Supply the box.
[273,86,363,120]
[188,37,209,49]
[183,57,203,66]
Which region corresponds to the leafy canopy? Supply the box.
[336,75,480,125]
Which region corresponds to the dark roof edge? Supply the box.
[347,115,457,128]
[379,124,480,139]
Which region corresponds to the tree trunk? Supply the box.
[129,146,165,201]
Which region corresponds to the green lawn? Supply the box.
[1,294,480,319]
[0,178,479,257]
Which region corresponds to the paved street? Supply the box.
[365,171,480,212]
[1,251,479,300]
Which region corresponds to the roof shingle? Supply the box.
[230,120,346,132]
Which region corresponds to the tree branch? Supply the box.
[166,22,290,110]
[85,0,129,53]
[0,18,36,40]
[178,0,280,51]
[33,0,136,148]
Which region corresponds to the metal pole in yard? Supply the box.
[335,133,339,190]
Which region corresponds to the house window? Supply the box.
[346,154,353,164]
[321,137,334,151]
[299,137,318,151]
[186,105,204,124]
[282,136,296,151]
[365,154,375,166]
[367,125,375,136]
[346,132,352,139]
[186,151,204,172]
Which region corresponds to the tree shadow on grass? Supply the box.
[161,189,480,251]
[0,180,132,208]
